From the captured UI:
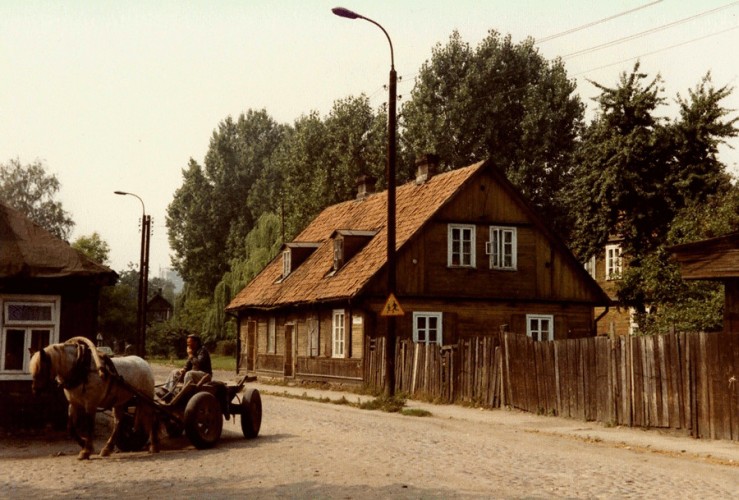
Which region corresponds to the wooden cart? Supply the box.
[113,373,262,451]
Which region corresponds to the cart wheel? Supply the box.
[115,411,149,452]
[240,388,262,439]
[184,392,223,449]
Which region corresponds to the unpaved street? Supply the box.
[1,367,738,499]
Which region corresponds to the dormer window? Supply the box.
[282,250,292,278]
[277,242,320,282]
[333,238,344,272]
[330,229,377,274]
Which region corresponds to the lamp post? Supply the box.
[332,6,397,396]
[114,190,151,358]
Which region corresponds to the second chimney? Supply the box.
[415,153,440,184]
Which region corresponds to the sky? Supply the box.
[2,0,738,276]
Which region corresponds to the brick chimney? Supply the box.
[415,153,440,184]
[356,174,377,200]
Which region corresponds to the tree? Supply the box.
[166,110,285,296]
[72,232,111,266]
[668,73,737,205]
[570,64,739,321]
[0,158,74,240]
[401,30,584,234]
[568,63,671,262]
[277,96,386,239]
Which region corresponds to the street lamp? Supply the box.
[114,190,151,358]
[332,6,398,396]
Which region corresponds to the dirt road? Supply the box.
[1,366,737,499]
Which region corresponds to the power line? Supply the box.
[537,0,663,44]
[563,1,739,59]
[573,25,739,77]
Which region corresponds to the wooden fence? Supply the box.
[369,332,739,441]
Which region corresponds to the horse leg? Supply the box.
[136,404,160,454]
[100,406,122,457]
[76,410,95,460]
[67,404,85,448]
[148,410,160,454]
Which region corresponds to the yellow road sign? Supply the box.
[381,293,405,316]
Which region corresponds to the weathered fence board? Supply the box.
[364,331,738,441]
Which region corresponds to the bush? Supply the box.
[214,340,237,356]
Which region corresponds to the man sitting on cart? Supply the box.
[158,334,212,399]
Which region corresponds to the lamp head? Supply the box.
[332,7,361,19]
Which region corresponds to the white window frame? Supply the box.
[584,255,596,279]
[1,295,61,380]
[413,312,443,345]
[487,226,517,270]
[267,317,276,354]
[447,224,476,268]
[526,314,553,342]
[282,250,291,278]
[332,309,345,358]
[605,244,622,281]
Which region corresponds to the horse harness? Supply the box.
[59,340,119,397]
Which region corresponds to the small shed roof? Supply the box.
[668,231,739,280]
[0,201,116,282]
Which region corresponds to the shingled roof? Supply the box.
[227,161,487,311]
[227,159,610,312]
[0,201,117,283]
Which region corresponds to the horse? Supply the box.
[29,336,160,460]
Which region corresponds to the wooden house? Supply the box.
[147,289,173,324]
[226,158,610,385]
[0,201,116,428]
[581,236,636,335]
[669,231,739,333]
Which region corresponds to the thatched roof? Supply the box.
[0,200,117,283]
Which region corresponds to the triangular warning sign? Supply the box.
[381,293,405,316]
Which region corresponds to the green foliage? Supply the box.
[203,212,283,340]
[98,265,138,348]
[569,65,738,324]
[166,110,286,296]
[72,232,110,266]
[401,30,584,236]
[358,393,408,413]
[569,63,672,261]
[0,158,75,240]
[622,188,739,334]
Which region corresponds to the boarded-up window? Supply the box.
[308,316,319,357]
[267,317,276,354]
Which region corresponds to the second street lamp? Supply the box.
[114,190,151,358]
[332,6,398,396]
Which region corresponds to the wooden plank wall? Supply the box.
[366,332,739,441]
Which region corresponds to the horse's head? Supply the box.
[29,348,55,395]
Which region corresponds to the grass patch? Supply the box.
[149,354,236,372]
